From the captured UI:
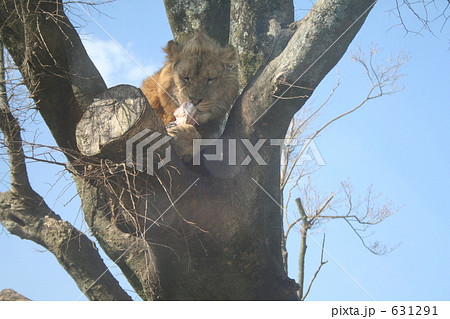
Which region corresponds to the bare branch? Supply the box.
[325,182,400,255]
[0,47,32,195]
[0,41,131,301]
[280,76,340,191]
[390,0,450,35]
[296,197,308,300]
[309,193,335,225]
[301,234,328,300]
[344,217,400,255]
[281,45,408,195]
[287,47,409,183]
[281,45,406,294]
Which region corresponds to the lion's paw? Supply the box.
[167,124,201,161]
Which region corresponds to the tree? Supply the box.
[0,0,409,300]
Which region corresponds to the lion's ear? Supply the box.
[221,44,238,65]
[164,40,182,63]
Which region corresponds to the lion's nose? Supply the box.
[189,96,203,106]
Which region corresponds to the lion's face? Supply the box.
[164,33,239,124]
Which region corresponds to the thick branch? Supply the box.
[229,0,294,86]
[0,190,132,301]
[75,85,166,159]
[164,0,231,46]
[0,0,106,150]
[0,44,32,195]
[226,0,377,139]
[0,41,130,300]
[0,108,131,300]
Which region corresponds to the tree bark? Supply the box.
[0,0,106,150]
[0,0,377,300]
[163,0,231,46]
[0,40,131,301]
[229,0,294,86]
[0,190,132,301]
[0,289,30,301]
[296,198,308,300]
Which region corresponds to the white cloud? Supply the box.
[82,36,157,87]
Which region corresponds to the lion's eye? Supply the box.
[207,77,218,83]
[182,76,190,82]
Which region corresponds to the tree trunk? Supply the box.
[164,0,231,46]
[0,0,376,300]
[229,0,294,86]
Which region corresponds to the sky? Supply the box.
[0,0,449,301]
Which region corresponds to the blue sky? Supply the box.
[0,0,449,301]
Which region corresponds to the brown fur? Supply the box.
[141,33,239,158]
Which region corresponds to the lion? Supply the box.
[141,32,239,160]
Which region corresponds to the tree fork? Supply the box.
[0,0,378,300]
